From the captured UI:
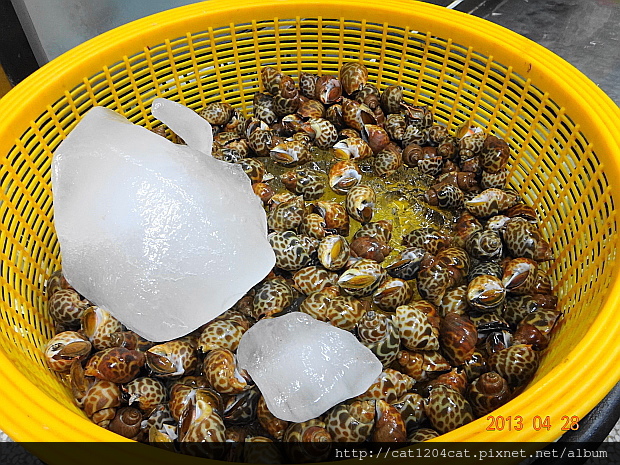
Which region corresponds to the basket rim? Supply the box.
[0,0,619,451]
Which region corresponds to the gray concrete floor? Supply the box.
[0,0,618,461]
[426,0,620,104]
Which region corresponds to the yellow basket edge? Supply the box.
[0,0,618,447]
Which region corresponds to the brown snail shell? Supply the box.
[324,400,375,442]
[283,419,332,462]
[48,288,90,327]
[44,331,92,373]
[426,367,469,396]
[340,62,369,95]
[502,257,539,295]
[357,368,414,403]
[145,337,199,379]
[350,235,391,263]
[467,274,506,312]
[82,379,122,428]
[203,348,249,394]
[81,306,123,351]
[373,399,407,442]
[488,344,540,387]
[315,74,342,105]
[424,385,474,434]
[503,218,554,262]
[314,200,350,236]
[108,406,143,440]
[439,312,478,366]
[392,392,426,432]
[85,347,145,384]
[45,269,72,296]
[257,395,289,440]
[467,371,512,417]
[123,377,167,415]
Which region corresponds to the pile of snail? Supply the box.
[43,62,560,461]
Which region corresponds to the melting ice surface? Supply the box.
[51,98,275,341]
[236,312,383,422]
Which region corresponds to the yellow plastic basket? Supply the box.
[0,0,619,462]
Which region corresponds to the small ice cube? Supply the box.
[51,100,275,341]
[236,312,382,423]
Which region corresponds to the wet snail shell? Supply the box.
[408,428,440,442]
[313,200,350,236]
[269,138,311,166]
[357,311,400,366]
[424,385,474,434]
[465,229,503,261]
[223,385,261,425]
[346,185,376,224]
[292,266,338,296]
[337,258,386,297]
[108,406,143,440]
[283,419,332,462]
[380,86,404,114]
[261,66,283,95]
[395,303,440,351]
[317,235,350,271]
[299,289,366,331]
[372,277,414,312]
[85,347,146,384]
[467,371,511,417]
[350,235,392,263]
[402,227,453,255]
[45,269,72,297]
[280,167,326,201]
[82,379,122,428]
[44,331,92,372]
[439,285,470,316]
[267,194,306,232]
[325,400,375,442]
[315,75,342,105]
[332,136,373,161]
[357,368,414,403]
[426,368,469,396]
[203,348,249,394]
[299,72,319,99]
[299,212,328,240]
[197,318,247,352]
[145,337,199,379]
[268,230,314,271]
[108,330,154,352]
[464,188,519,218]
[48,288,90,327]
[467,274,506,312]
[328,159,362,195]
[386,247,431,281]
[81,306,123,351]
[488,344,540,387]
[373,399,407,442]
[502,257,538,295]
[123,377,167,415]
[503,218,553,262]
[256,395,289,441]
[199,101,234,126]
[439,312,478,366]
[392,392,426,433]
[340,62,369,95]
[425,182,464,209]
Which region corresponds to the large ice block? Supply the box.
[236,312,383,422]
[51,99,275,341]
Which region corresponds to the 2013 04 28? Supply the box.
[486,415,580,431]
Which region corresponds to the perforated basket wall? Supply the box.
[0,0,619,460]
